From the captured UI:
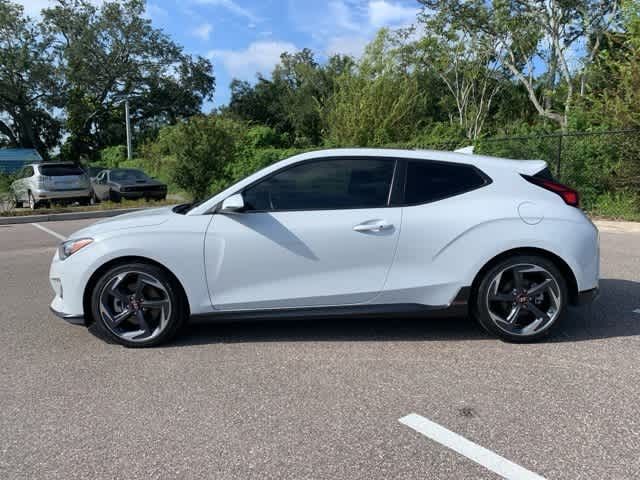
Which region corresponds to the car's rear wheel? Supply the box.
[473,255,568,342]
[89,263,187,347]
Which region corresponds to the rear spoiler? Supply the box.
[515,160,548,175]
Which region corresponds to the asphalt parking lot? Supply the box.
[1,218,639,479]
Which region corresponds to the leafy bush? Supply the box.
[224,147,305,185]
[153,116,245,200]
[0,172,15,193]
[590,191,640,221]
[323,70,423,146]
[245,125,286,149]
[100,145,128,168]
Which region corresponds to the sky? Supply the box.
[16,0,421,109]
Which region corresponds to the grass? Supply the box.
[587,191,640,222]
[0,195,185,217]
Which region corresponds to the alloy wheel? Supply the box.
[98,270,172,342]
[485,263,562,337]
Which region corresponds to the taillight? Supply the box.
[522,175,580,208]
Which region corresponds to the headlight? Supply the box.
[58,238,93,260]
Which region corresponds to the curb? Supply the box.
[0,208,146,225]
[593,219,640,234]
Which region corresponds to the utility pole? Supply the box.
[125,98,132,160]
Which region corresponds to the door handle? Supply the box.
[353,220,393,232]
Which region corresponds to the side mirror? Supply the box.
[219,193,245,213]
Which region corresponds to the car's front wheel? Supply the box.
[89,262,187,347]
[473,255,568,342]
[109,190,121,202]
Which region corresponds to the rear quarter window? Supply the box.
[403,160,489,205]
[38,165,85,177]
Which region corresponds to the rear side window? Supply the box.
[39,165,84,177]
[243,158,395,211]
[403,160,488,205]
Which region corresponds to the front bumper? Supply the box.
[50,249,87,323]
[49,305,85,325]
[120,191,166,199]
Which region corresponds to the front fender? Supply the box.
[50,215,214,318]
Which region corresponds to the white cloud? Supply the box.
[193,23,213,40]
[368,0,419,28]
[208,41,297,79]
[144,3,169,23]
[326,35,369,58]
[330,0,359,32]
[192,0,259,22]
[288,0,419,58]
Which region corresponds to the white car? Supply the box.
[49,149,599,347]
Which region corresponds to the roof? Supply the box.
[0,148,43,174]
[286,148,547,173]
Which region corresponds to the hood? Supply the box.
[69,206,174,239]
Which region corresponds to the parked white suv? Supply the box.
[49,149,599,347]
[11,162,92,209]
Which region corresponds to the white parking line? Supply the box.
[31,223,66,241]
[399,413,546,480]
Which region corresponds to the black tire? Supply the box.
[472,255,568,342]
[78,197,91,206]
[89,262,187,347]
[109,190,121,202]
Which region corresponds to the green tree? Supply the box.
[403,23,504,140]
[0,0,61,158]
[587,1,640,128]
[43,0,214,160]
[419,0,621,132]
[323,31,423,146]
[225,49,355,146]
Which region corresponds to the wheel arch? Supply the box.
[82,255,190,325]
[469,247,579,306]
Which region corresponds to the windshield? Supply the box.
[39,164,85,177]
[110,169,149,182]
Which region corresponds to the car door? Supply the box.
[204,157,403,311]
[93,171,108,200]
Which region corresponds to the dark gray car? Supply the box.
[91,168,167,202]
